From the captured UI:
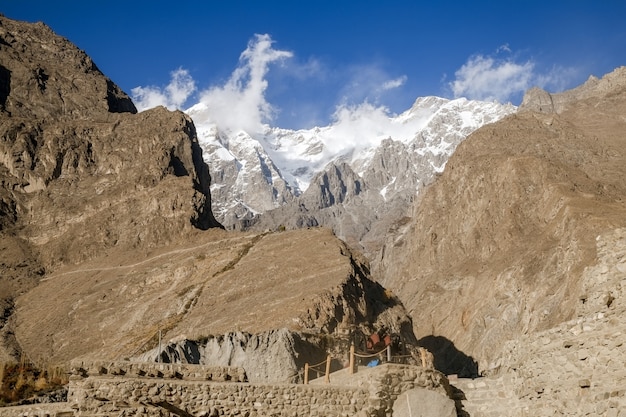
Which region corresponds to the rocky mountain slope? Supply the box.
[15,227,418,382]
[0,14,221,263]
[377,66,626,372]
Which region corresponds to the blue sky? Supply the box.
[2,1,626,129]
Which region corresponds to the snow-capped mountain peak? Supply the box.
[189,96,516,228]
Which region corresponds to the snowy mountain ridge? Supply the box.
[188,96,516,229]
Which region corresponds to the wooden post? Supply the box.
[304,363,309,385]
[349,344,355,374]
[387,345,391,363]
[324,355,331,384]
[158,329,162,363]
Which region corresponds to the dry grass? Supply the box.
[0,360,68,406]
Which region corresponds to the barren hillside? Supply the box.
[377,67,626,371]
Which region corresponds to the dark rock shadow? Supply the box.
[449,384,471,417]
[152,401,195,417]
[417,335,479,378]
[0,64,11,110]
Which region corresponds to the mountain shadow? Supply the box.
[417,335,479,378]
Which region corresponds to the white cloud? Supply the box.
[534,65,580,93]
[496,44,511,54]
[381,75,408,91]
[319,100,431,158]
[130,35,413,132]
[339,65,409,106]
[131,68,196,111]
[195,34,292,134]
[449,50,580,103]
[449,55,534,102]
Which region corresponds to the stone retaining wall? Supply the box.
[0,403,74,417]
[452,308,626,416]
[365,364,451,415]
[72,377,371,416]
[1,362,449,417]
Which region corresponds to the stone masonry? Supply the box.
[0,362,451,417]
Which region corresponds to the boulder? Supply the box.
[392,388,456,417]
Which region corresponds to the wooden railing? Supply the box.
[303,355,332,384]
[303,343,415,384]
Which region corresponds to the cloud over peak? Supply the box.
[132,34,293,134]
[197,34,292,134]
[449,48,579,103]
[132,68,196,111]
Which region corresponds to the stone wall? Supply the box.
[0,403,74,417]
[0,362,450,417]
[453,308,626,417]
[362,364,451,416]
[72,377,370,417]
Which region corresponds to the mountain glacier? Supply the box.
[189,96,516,251]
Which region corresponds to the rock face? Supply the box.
[0,15,221,362]
[520,67,626,114]
[377,66,626,372]
[0,15,221,266]
[143,329,307,383]
[392,388,457,417]
[194,125,297,226]
[0,16,136,120]
[450,228,626,416]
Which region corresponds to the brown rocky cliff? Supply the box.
[376,67,626,372]
[0,15,221,269]
[0,15,221,362]
[0,15,136,119]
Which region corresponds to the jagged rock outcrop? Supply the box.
[0,16,136,120]
[520,66,626,114]
[140,329,315,383]
[0,15,221,362]
[195,126,297,227]
[0,15,220,267]
[129,228,421,384]
[377,67,626,373]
